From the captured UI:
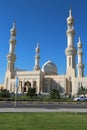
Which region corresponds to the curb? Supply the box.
[0,101,87,105]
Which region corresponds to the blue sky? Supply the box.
[0,0,87,83]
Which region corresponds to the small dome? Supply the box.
[42,60,57,75]
[10,22,16,36]
[36,43,40,53]
[78,37,82,48]
[67,9,74,25]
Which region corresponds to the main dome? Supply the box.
[42,60,57,75]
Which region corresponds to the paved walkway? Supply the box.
[0,108,87,112]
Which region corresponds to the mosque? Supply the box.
[1,9,87,96]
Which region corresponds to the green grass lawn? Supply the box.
[0,112,87,130]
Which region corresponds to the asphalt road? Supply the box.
[0,101,87,108]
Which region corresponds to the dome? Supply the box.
[42,60,57,75]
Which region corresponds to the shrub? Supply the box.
[0,89,10,97]
[26,87,36,98]
[50,89,60,99]
[78,86,87,97]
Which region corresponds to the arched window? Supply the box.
[69,57,71,66]
[33,81,37,87]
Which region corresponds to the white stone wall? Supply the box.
[72,77,87,96]
[43,75,66,94]
[16,70,42,94]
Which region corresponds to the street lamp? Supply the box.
[15,76,18,108]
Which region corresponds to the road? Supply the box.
[0,101,87,108]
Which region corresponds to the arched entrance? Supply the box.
[24,81,31,93]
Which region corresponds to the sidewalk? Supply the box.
[0,108,87,113]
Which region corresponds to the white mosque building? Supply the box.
[1,9,87,96]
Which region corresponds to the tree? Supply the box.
[50,89,60,99]
[78,86,87,97]
[26,87,36,98]
[0,89,10,97]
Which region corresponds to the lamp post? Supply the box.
[15,76,18,108]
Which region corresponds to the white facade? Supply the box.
[2,9,87,96]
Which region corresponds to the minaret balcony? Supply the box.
[7,54,16,61]
[65,48,77,56]
[35,55,40,59]
[77,51,83,55]
[66,29,75,36]
[34,65,40,70]
[9,37,16,44]
[77,63,84,69]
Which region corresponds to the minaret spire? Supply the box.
[69,8,72,17]
[78,36,81,43]
[77,37,84,77]
[13,22,16,28]
[34,43,40,71]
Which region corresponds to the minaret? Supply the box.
[34,43,40,70]
[7,22,16,78]
[5,22,16,90]
[65,9,77,76]
[77,37,84,77]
